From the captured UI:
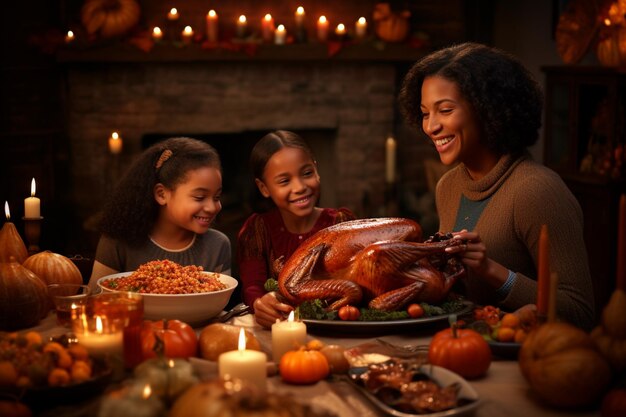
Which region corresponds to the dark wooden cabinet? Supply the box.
[542,66,626,318]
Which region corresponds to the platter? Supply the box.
[346,364,480,417]
[487,340,521,359]
[303,302,472,335]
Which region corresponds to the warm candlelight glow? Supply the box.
[109,131,123,154]
[237,327,246,351]
[30,178,36,197]
[65,30,75,43]
[168,359,174,368]
[335,23,346,36]
[317,15,329,42]
[237,15,247,38]
[206,10,218,43]
[152,27,163,41]
[604,18,611,26]
[4,201,9,220]
[355,17,367,39]
[208,9,216,18]
[182,25,194,43]
[271,310,307,362]
[218,327,267,392]
[287,310,295,322]
[95,315,103,333]
[275,24,287,45]
[262,13,275,42]
[295,6,306,29]
[24,178,41,218]
[142,384,152,399]
[238,15,247,24]
[168,8,179,21]
[385,136,397,183]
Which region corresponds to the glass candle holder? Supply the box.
[47,283,90,327]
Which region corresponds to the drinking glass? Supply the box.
[47,283,90,327]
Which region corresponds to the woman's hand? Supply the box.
[253,291,294,329]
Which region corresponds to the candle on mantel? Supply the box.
[65,30,75,43]
[151,27,163,42]
[385,135,396,184]
[536,224,550,317]
[274,24,286,45]
[0,202,28,263]
[617,194,626,290]
[181,25,194,44]
[261,14,275,43]
[206,10,218,43]
[24,178,41,219]
[167,7,179,21]
[317,15,329,42]
[295,6,306,31]
[335,23,346,39]
[355,17,367,39]
[236,15,247,38]
[218,328,267,392]
[109,131,123,155]
[271,311,307,362]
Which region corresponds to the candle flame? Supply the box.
[153,27,162,36]
[287,310,295,322]
[208,10,216,18]
[168,359,175,368]
[143,384,152,399]
[264,13,272,21]
[4,201,9,220]
[111,131,119,140]
[358,17,366,24]
[95,316,103,333]
[66,30,74,39]
[319,15,327,24]
[183,25,193,35]
[277,24,285,32]
[336,23,345,32]
[239,15,247,23]
[30,178,36,197]
[237,327,246,351]
[604,18,611,26]
[296,6,305,15]
[170,8,177,16]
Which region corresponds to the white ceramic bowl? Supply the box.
[97,271,238,325]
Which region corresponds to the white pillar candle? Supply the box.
[181,25,194,44]
[24,178,40,218]
[109,131,123,154]
[236,15,247,38]
[75,316,124,358]
[218,328,267,392]
[355,17,367,39]
[167,8,179,21]
[317,16,329,42]
[271,311,307,362]
[385,135,397,183]
[206,10,218,43]
[274,24,286,45]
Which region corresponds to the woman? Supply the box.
[399,42,595,330]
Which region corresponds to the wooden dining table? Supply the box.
[22,312,601,417]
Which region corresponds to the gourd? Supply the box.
[319,344,350,374]
[0,222,28,264]
[591,289,626,372]
[22,251,83,288]
[133,357,198,401]
[519,322,612,408]
[428,324,492,379]
[279,348,330,384]
[372,3,411,43]
[0,260,49,330]
[596,27,626,67]
[81,0,141,39]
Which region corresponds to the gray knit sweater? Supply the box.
[436,153,595,330]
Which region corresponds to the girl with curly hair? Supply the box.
[399,42,594,330]
[87,137,230,291]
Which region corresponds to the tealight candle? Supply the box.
[355,17,367,39]
[24,178,40,218]
[151,27,163,42]
[317,15,329,42]
[271,311,307,362]
[218,328,267,392]
[274,24,286,45]
[206,10,218,43]
[181,25,194,44]
[236,15,247,38]
[167,7,179,21]
[385,135,396,183]
[65,30,75,43]
[261,13,275,43]
[75,315,124,359]
[109,131,123,155]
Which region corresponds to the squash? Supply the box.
[0,222,28,264]
[81,0,141,39]
[519,322,612,408]
[22,251,83,288]
[133,357,197,401]
[199,323,261,361]
[279,348,330,385]
[372,3,411,43]
[428,324,491,379]
[592,289,626,372]
[0,260,48,330]
[319,344,350,374]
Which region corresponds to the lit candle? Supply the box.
[181,25,194,44]
[295,6,306,30]
[617,194,626,290]
[261,13,275,43]
[65,30,75,43]
[218,328,267,392]
[151,27,163,42]
[317,16,329,42]
[236,15,247,38]
[206,10,218,43]
[335,23,346,38]
[167,7,179,21]
[100,383,165,417]
[385,135,396,183]
[24,178,41,218]
[271,311,307,362]
[274,24,287,45]
[536,224,550,317]
[109,131,123,155]
[75,315,124,359]
[355,17,367,39]
[0,202,28,263]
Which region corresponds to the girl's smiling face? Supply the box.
[157,166,223,235]
[256,146,320,220]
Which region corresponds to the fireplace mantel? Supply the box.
[57,42,426,63]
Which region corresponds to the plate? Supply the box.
[303,302,472,335]
[487,341,521,359]
[346,364,480,417]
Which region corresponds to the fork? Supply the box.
[375,338,429,355]
[214,302,252,323]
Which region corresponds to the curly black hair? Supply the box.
[99,137,221,245]
[398,42,543,155]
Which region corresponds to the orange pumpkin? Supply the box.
[0,260,49,330]
[23,251,83,288]
[428,325,492,379]
[81,0,141,39]
[279,348,329,384]
[0,222,28,264]
[596,25,626,67]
